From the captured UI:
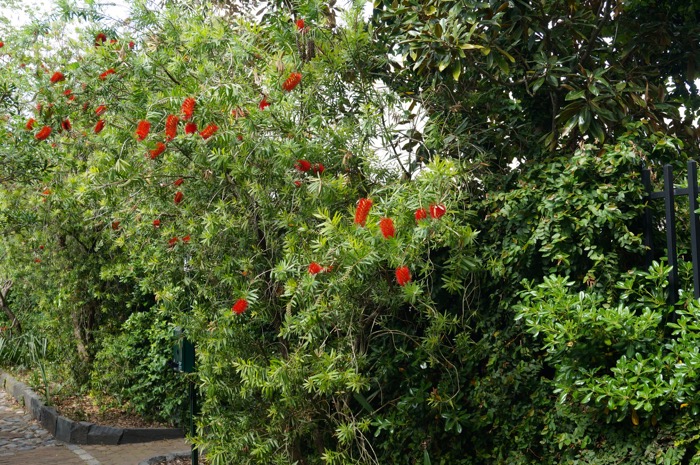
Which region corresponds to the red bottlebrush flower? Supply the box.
[94,120,105,134]
[294,180,302,187]
[199,124,218,140]
[312,163,325,174]
[153,219,161,228]
[237,134,243,141]
[68,95,75,102]
[415,208,428,221]
[63,88,72,96]
[34,258,41,263]
[182,235,191,243]
[128,41,135,49]
[42,188,51,195]
[25,118,36,130]
[232,298,248,315]
[136,120,150,141]
[149,142,167,159]
[395,266,411,286]
[95,33,107,46]
[99,68,115,80]
[95,105,107,116]
[430,203,446,219]
[181,97,195,120]
[168,237,179,247]
[39,245,44,250]
[110,39,117,45]
[50,71,65,83]
[184,122,197,134]
[295,159,311,172]
[308,262,323,275]
[174,191,184,204]
[259,96,270,110]
[174,178,184,186]
[35,126,52,141]
[111,221,120,230]
[282,72,302,92]
[354,198,373,227]
[295,19,305,30]
[165,114,178,140]
[61,119,71,131]
[0,41,4,48]
[379,218,395,239]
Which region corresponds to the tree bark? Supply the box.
[0,280,21,334]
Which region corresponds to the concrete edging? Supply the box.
[0,370,184,445]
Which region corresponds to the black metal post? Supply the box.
[664,165,679,307]
[642,168,654,269]
[190,379,198,465]
[689,161,700,300]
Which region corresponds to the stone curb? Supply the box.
[0,370,184,445]
[138,451,190,465]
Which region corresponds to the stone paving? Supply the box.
[0,389,189,465]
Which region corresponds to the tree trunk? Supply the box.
[0,280,21,334]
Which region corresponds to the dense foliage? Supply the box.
[1,0,700,463]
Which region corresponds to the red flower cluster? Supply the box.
[174,191,184,204]
[415,208,427,221]
[50,72,65,83]
[165,114,179,140]
[181,97,195,120]
[99,68,115,80]
[94,120,105,134]
[259,96,270,110]
[128,41,135,49]
[232,298,248,315]
[282,72,302,92]
[182,235,191,243]
[95,105,107,116]
[61,119,71,131]
[185,122,197,134]
[149,142,166,159]
[295,159,311,172]
[312,163,325,174]
[296,19,305,30]
[430,204,446,219]
[395,266,411,286]
[174,178,184,186]
[26,118,36,130]
[153,219,161,228]
[63,89,72,96]
[354,198,373,226]
[35,126,52,141]
[199,124,218,140]
[379,218,395,239]
[111,221,120,230]
[136,120,150,140]
[95,33,107,46]
[168,237,179,247]
[0,41,4,48]
[308,262,323,274]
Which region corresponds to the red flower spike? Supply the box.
[149,142,166,159]
[99,68,115,80]
[111,221,120,230]
[181,97,195,120]
[312,163,325,174]
[0,41,4,48]
[34,258,41,263]
[294,180,302,187]
[395,266,411,286]
[25,118,36,130]
[174,178,184,186]
[94,120,105,134]
[174,191,184,204]
[282,72,302,92]
[153,219,161,228]
[354,198,373,227]
[379,218,395,239]
[168,237,179,247]
[259,96,270,110]
[165,114,179,141]
[308,262,323,275]
[128,41,135,49]
[63,89,72,96]
[42,188,51,195]
[136,120,150,141]
[184,122,197,134]
[415,208,428,221]
[199,124,218,140]
[295,159,311,172]
[95,105,107,116]
[110,39,117,45]
[232,298,248,315]
[296,19,305,30]
[50,72,65,83]
[430,204,446,219]
[182,235,191,243]
[35,126,52,141]
[95,33,107,46]
[61,119,71,131]
[237,134,243,141]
